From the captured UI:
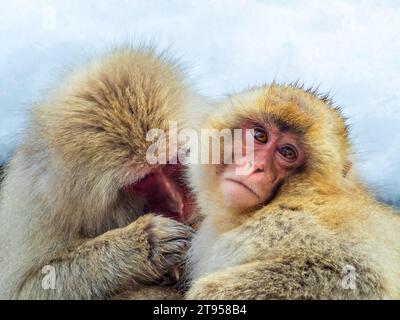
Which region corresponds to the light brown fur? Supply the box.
[0,46,203,299]
[186,84,400,299]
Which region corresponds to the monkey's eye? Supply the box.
[253,128,268,144]
[279,145,298,161]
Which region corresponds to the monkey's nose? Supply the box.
[251,161,265,173]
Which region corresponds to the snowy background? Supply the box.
[1,0,399,205]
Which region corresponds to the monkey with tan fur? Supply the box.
[186,84,400,299]
[0,46,202,299]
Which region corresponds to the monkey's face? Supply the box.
[123,163,195,222]
[219,123,305,211]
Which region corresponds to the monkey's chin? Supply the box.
[221,179,262,210]
[123,164,195,222]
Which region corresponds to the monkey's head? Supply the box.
[191,84,355,216]
[33,48,197,230]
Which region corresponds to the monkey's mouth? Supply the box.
[123,165,195,222]
[225,178,261,199]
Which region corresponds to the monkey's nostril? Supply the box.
[253,165,264,173]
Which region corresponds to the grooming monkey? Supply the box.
[186,84,400,299]
[0,47,202,299]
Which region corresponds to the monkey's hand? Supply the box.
[101,213,193,287]
[15,214,192,299]
[139,214,194,284]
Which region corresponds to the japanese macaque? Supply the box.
[186,84,400,299]
[0,47,202,299]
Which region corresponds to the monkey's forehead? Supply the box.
[201,84,351,170]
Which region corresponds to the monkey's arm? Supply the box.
[16,214,191,300]
[186,249,382,300]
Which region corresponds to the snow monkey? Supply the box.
[0,47,202,299]
[186,84,400,299]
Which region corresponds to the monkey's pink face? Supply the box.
[124,164,195,222]
[220,123,305,211]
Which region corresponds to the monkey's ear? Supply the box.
[342,160,352,177]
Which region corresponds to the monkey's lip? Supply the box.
[123,164,195,222]
[225,178,261,199]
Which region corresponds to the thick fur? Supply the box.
[0,47,202,299]
[187,84,400,299]
[0,164,4,185]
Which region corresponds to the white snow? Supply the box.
[1,0,399,203]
